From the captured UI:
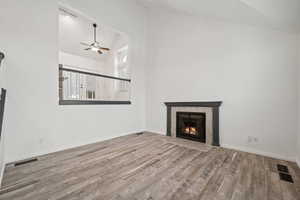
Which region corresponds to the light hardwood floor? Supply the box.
[0,133,300,200]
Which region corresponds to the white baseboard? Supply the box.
[146,132,297,163]
[145,132,297,162]
[0,161,6,187]
[296,157,300,168]
[5,131,299,168]
[6,130,145,164]
[221,144,295,162]
[145,130,165,135]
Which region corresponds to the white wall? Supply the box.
[298,37,300,166]
[145,9,299,161]
[0,52,8,184]
[0,0,299,167]
[0,0,147,163]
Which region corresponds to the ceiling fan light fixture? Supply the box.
[91,46,99,52]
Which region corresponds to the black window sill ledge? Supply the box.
[59,100,131,105]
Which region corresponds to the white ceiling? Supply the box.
[137,0,300,33]
[59,10,125,62]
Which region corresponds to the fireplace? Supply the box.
[165,101,222,146]
[176,112,206,143]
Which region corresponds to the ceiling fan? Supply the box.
[80,23,110,55]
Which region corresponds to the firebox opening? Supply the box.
[176,112,206,143]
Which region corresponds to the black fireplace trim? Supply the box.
[165,101,222,107]
[164,101,222,146]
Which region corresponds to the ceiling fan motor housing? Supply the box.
[80,23,109,54]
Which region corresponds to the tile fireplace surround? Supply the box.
[165,102,222,146]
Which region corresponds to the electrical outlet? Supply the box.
[247,136,258,144]
[247,136,253,143]
[253,137,258,143]
[39,138,44,145]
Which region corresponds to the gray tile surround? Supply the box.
[165,101,222,146]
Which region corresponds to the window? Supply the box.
[58,7,131,105]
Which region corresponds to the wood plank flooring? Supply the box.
[1,132,300,200]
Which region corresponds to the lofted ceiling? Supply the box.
[59,9,124,62]
[137,0,300,33]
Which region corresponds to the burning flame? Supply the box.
[184,127,197,135]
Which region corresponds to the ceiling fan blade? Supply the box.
[97,50,103,54]
[85,48,91,51]
[99,47,110,51]
[80,42,91,46]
